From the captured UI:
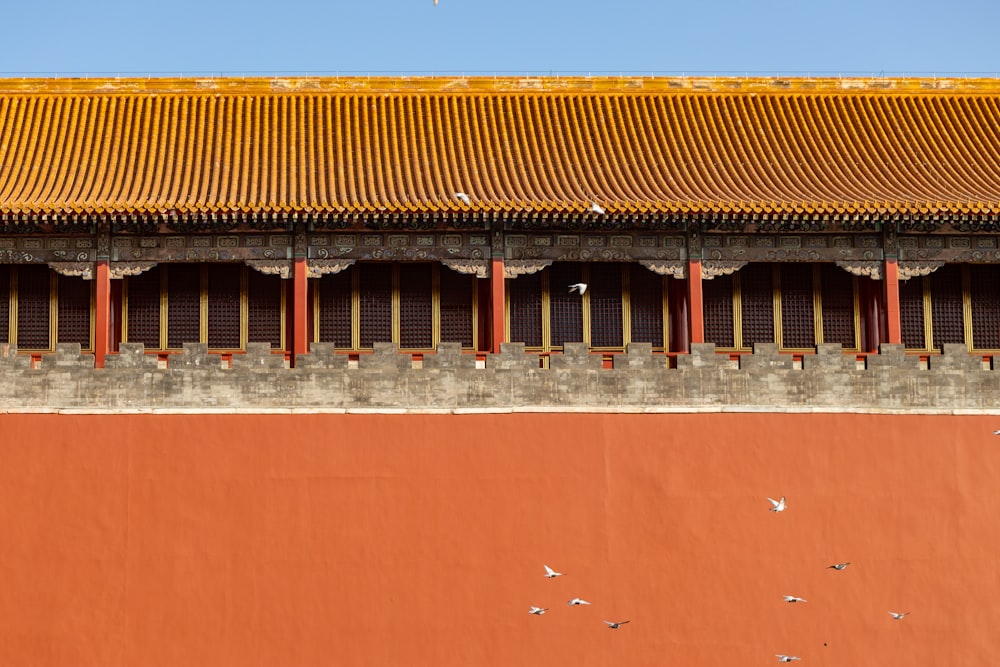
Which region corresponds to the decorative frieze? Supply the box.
[898,261,945,280]
[639,260,687,279]
[441,259,489,278]
[246,260,293,279]
[702,260,747,279]
[897,235,1000,263]
[702,234,882,262]
[504,260,552,278]
[48,262,93,280]
[835,260,882,280]
[109,261,158,278]
[306,260,355,278]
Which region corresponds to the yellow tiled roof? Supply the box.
[1,76,1000,217]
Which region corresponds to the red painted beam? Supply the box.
[292,257,309,366]
[490,258,505,353]
[884,258,902,345]
[94,260,110,369]
[687,259,704,344]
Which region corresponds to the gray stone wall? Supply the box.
[2,340,999,413]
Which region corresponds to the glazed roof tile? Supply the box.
[1,76,999,217]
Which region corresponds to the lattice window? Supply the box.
[246,269,282,349]
[318,269,353,347]
[207,265,241,349]
[548,262,584,347]
[358,263,393,348]
[703,273,736,348]
[820,265,856,349]
[740,263,775,349]
[629,264,664,347]
[167,265,201,349]
[57,274,92,348]
[126,267,161,347]
[16,265,51,350]
[399,264,433,349]
[589,264,624,348]
[899,276,927,349]
[439,267,474,347]
[779,264,815,349]
[0,267,10,344]
[969,265,1000,350]
[929,264,965,348]
[508,271,543,347]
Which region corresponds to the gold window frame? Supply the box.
[904,265,1000,354]
[4,266,95,353]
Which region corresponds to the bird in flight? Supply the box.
[529,606,548,615]
[993,430,1000,435]
[543,564,565,579]
[775,656,801,663]
[604,620,630,629]
[828,562,851,570]
[568,598,591,606]
[888,611,910,620]
[454,192,471,205]
[568,283,588,295]
[588,202,606,215]
[768,496,786,512]
[783,595,807,603]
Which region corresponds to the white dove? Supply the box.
[529,606,548,615]
[568,283,588,295]
[454,192,471,205]
[775,656,801,663]
[588,202,606,215]
[543,564,564,578]
[828,562,851,571]
[993,430,1000,435]
[604,620,630,629]
[888,611,909,620]
[567,598,591,606]
[768,496,786,512]
[783,595,807,603]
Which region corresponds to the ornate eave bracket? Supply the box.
[639,260,687,279]
[441,259,489,278]
[306,259,356,278]
[48,262,94,280]
[835,260,883,280]
[109,261,158,278]
[503,259,553,279]
[247,259,294,279]
[701,260,747,280]
[898,260,945,281]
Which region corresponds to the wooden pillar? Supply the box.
[94,259,111,369]
[490,258,505,353]
[884,258,902,345]
[292,257,309,366]
[687,258,705,344]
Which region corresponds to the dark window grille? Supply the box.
[820,265,856,349]
[439,267,474,347]
[16,265,50,349]
[207,265,241,349]
[970,265,1000,350]
[57,275,92,347]
[899,277,926,349]
[548,262,584,347]
[779,264,815,349]
[588,264,624,348]
[399,264,433,349]
[358,263,392,348]
[318,269,353,347]
[740,263,775,348]
[507,272,542,347]
[247,269,283,349]
[929,264,965,348]
[126,267,161,347]
[629,264,664,347]
[0,267,10,344]
[167,265,201,348]
[703,273,735,348]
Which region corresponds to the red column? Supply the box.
[884,258,902,345]
[94,259,111,369]
[292,257,309,366]
[687,258,704,344]
[490,258,505,354]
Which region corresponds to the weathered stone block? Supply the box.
[866,344,920,370]
[486,343,538,369]
[612,342,658,369]
[423,342,475,369]
[105,343,159,369]
[0,344,30,369]
[930,344,982,372]
[296,343,349,369]
[358,342,412,370]
[40,343,94,369]
[675,343,730,370]
[550,342,602,370]
[739,343,794,370]
[169,343,221,369]
[233,343,286,370]
[802,343,855,371]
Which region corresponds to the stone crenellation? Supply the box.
[1,340,1000,412]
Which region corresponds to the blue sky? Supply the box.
[4,0,999,77]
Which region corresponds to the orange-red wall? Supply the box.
[1,413,997,666]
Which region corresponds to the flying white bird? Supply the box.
[993,430,1000,435]
[529,606,548,615]
[783,596,807,603]
[604,620,630,629]
[543,564,565,579]
[588,202,606,215]
[828,562,851,571]
[568,283,588,295]
[454,192,471,205]
[888,611,910,620]
[568,598,591,606]
[775,656,801,663]
[768,496,786,512]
